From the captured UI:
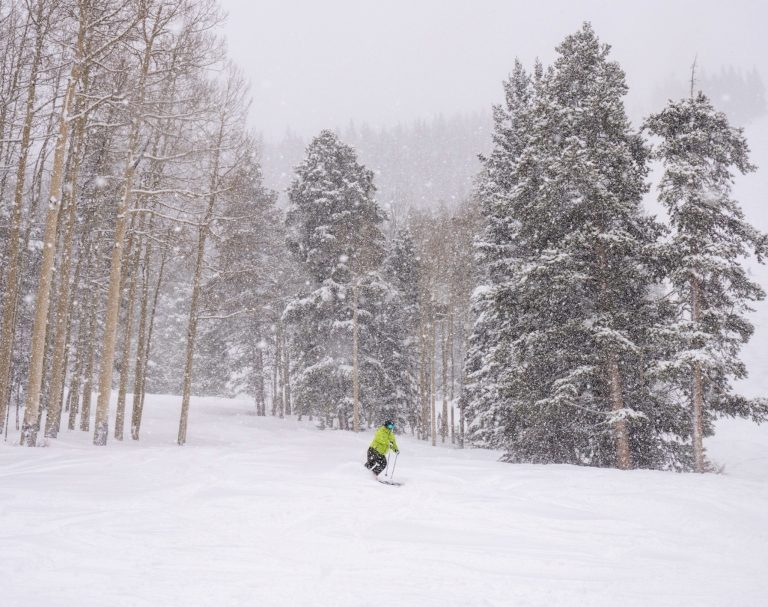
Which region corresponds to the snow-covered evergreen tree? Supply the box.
[463,59,534,450]
[645,92,768,472]
[284,130,388,428]
[378,226,421,430]
[199,144,286,408]
[466,24,688,469]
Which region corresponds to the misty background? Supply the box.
[218,0,768,394]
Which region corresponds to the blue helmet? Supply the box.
[384,419,395,430]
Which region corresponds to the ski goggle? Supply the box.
[386,423,395,429]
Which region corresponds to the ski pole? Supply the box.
[390,451,399,480]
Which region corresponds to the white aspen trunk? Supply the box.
[115,218,141,440]
[441,318,448,443]
[280,326,291,415]
[283,331,291,416]
[275,318,284,419]
[431,315,437,447]
[20,30,83,446]
[177,221,206,445]
[134,240,168,439]
[419,315,427,440]
[79,306,97,432]
[272,327,279,417]
[130,235,151,440]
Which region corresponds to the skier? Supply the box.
[364,419,399,478]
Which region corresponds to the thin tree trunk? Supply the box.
[431,315,437,447]
[133,240,168,439]
[596,242,632,470]
[79,303,97,432]
[282,322,291,416]
[418,315,427,440]
[352,283,360,432]
[254,328,265,416]
[608,354,631,470]
[130,231,152,439]
[691,279,705,473]
[66,315,87,430]
[441,318,448,443]
[271,327,279,417]
[115,217,141,440]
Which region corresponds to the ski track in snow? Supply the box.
[2,394,767,607]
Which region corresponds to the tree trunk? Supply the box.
[79,306,97,432]
[282,323,291,416]
[115,219,141,440]
[441,318,448,443]
[596,241,632,470]
[431,315,437,447]
[131,234,151,439]
[177,222,206,445]
[691,279,705,472]
[608,354,632,470]
[134,238,167,439]
[352,283,360,432]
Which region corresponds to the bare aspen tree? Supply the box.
[431,312,437,447]
[178,66,247,445]
[441,317,448,443]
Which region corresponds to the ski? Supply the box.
[377,478,403,486]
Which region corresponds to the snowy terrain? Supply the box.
[2,394,767,607]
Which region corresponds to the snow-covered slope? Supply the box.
[2,394,767,607]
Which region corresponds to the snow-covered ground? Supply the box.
[2,394,767,607]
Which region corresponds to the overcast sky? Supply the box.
[219,0,767,141]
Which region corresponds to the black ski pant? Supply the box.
[365,447,387,475]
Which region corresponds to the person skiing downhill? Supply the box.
[365,419,399,478]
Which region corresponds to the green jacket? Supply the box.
[370,426,399,456]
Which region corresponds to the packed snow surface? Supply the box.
[2,395,767,607]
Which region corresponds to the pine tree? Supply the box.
[645,92,768,472]
[201,144,285,409]
[284,130,386,428]
[466,24,687,469]
[378,226,421,430]
[463,59,534,450]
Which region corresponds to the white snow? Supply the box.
[2,394,767,607]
